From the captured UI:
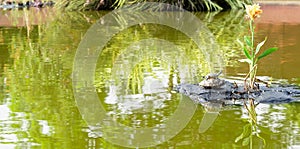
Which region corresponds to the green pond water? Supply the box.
[0,7,300,148]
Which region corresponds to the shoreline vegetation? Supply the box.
[55,0,300,11]
[1,0,300,11]
[55,0,253,11]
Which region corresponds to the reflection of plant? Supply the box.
[238,4,278,90]
[235,99,265,147]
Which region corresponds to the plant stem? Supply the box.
[249,19,256,89]
[250,20,254,55]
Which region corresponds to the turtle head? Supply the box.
[203,71,223,80]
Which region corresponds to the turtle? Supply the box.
[199,71,225,89]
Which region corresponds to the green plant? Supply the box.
[238,4,278,90]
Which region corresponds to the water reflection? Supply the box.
[0,7,300,148]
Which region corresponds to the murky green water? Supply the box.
[1,7,300,148]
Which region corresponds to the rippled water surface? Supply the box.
[0,5,300,148]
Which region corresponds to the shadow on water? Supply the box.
[0,6,300,148]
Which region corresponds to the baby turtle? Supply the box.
[199,71,225,89]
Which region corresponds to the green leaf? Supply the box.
[258,47,278,60]
[242,137,250,146]
[255,37,267,55]
[244,36,252,47]
[243,47,252,60]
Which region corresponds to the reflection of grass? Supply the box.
[92,27,208,127]
[93,21,213,84]
[1,8,55,27]
[199,10,248,68]
[1,8,300,148]
[1,11,94,148]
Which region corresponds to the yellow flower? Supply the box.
[245,4,263,20]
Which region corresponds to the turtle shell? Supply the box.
[199,78,225,88]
